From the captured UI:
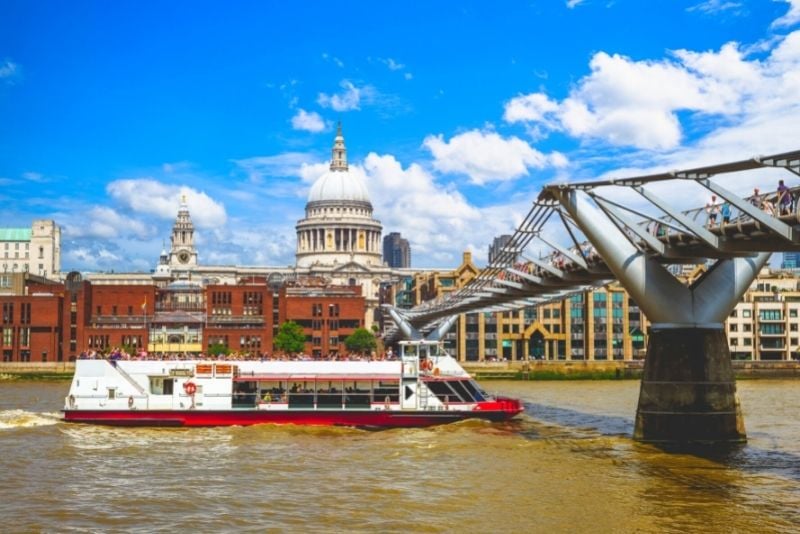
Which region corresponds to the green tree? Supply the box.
[208,343,231,357]
[274,321,307,354]
[344,327,377,355]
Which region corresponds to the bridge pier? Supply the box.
[634,326,745,444]
[555,189,768,445]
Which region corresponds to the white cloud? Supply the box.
[321,52,344,68]
[65,207,153,240]
[291,109,326,132]
[106,178,227,228]
[686,0,745,15]
[773,0,800,27]
[566,0,585,8]
[423,129,557,184]
[502,33,800,150]
[317,80,375,111]
[0,60,19,83]
[503,93,559,125]
[234,153,319,184]
[358,153,523,266]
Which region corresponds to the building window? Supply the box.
[743,310,752,318]
[2,327,12,346]
[729,324,738,332]
[19,327,29,347]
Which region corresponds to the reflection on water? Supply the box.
[0,379,799,532]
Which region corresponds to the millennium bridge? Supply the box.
[388,149,800,445]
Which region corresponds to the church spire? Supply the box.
[330,122,348,171]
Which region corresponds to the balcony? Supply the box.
[758,329,785,337]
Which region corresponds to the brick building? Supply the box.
[279,281,366,357]
[0,273,365,361]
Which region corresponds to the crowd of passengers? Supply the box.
[77,348,399,362]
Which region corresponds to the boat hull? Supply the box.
[63,404,521,428]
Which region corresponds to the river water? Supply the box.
[1,379,799,533]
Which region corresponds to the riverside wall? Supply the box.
[1,360,799,379]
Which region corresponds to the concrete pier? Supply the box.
[634,327,746,444]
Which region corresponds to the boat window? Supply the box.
[345,380,371,408]
[288,381,315,408]
[107,388,117,400]
[449,380,475,402]
[149,377,174,395]
[316,379,344,408]
[425,381,464,403]
[233,381,258,408]
[403,345,418,358]
[258,380,287,402]
[461,380,486,401]
[374,380,399,403]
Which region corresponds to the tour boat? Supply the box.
[62,340,523,428]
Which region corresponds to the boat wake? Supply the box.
[0,409,62,430]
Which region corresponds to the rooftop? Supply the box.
[0,228,32,242]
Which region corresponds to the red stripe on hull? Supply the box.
[63,407,520,428]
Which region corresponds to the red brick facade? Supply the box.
[279,284,365,357]
[0,275,364,361]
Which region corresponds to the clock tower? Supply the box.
[169,195,198,268]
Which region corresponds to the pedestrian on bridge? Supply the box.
[706,195,721,228]
[721,201,731,224]
[777,179,792,215]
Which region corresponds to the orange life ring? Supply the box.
[423,359,433,371]
[184,381,197,395]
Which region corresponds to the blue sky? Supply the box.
[2,0,800,272]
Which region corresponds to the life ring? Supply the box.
[184,381,197,396]
[128,396,134,408]
[423,359,433,372]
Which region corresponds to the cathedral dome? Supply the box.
[308,168,371,204]
[306,122,371,205]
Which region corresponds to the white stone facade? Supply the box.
[0,219,61,277]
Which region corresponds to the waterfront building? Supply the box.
[383,232,411,268]
[279,281,366,357]
[0,220,61,278]
[0,273,365,361]
[726,270,800,360]
[781,252,800,271]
